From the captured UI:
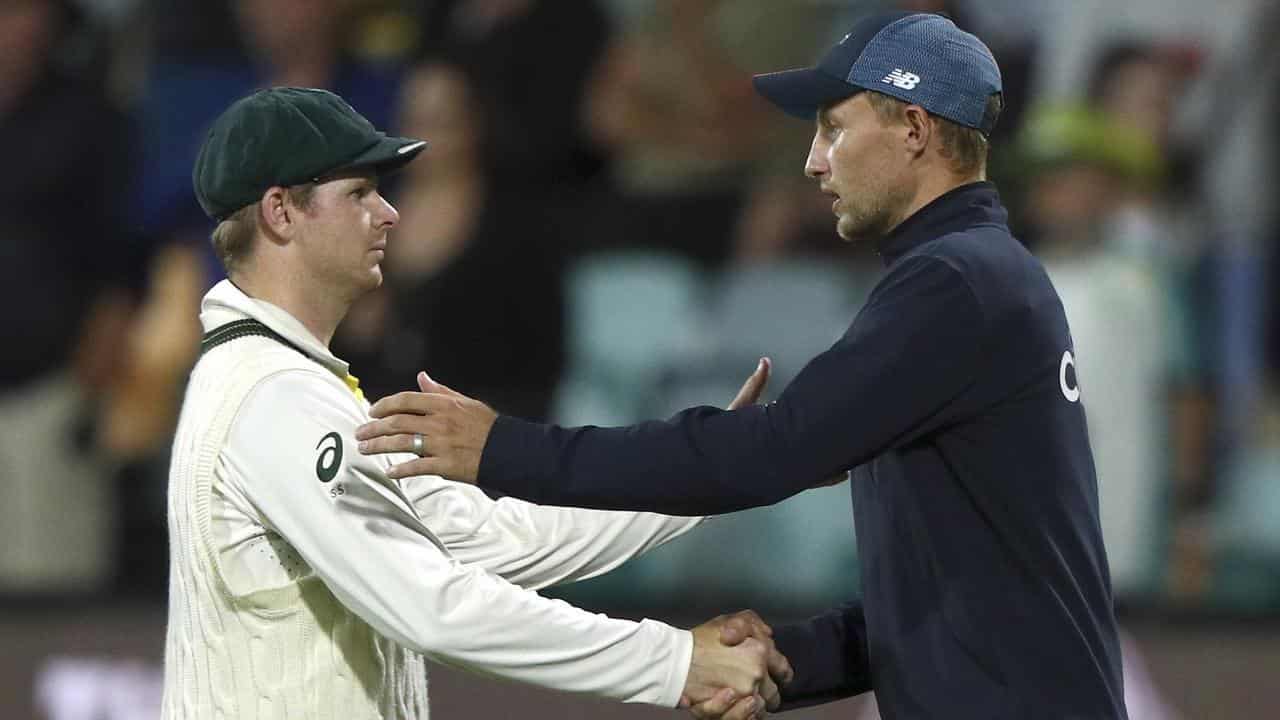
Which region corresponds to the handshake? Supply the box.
[681,611,794,720]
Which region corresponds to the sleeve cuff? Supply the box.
[649,621,693,708]
[772,614,869,711]
[477,414,554,502]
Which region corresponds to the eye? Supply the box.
[817,115,840,139]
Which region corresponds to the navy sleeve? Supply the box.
[772,602,871,711]
[478,255,987,514]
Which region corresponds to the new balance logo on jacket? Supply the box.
[882,69,921,89]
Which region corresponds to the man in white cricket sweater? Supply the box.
[163,87,783,720]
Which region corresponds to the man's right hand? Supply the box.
[682,619,771,718]
[681,611,793,719]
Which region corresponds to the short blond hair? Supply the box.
[210,184,316,275]
[865,91,1000,176]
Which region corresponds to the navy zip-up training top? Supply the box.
[478,182,1127,718]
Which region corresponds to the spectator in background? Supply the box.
[1086,41,1200,261]
[136,0,409,250]
[332,61,566,418]
[1032,10,1277,606]
[418,0,613,192]
[1089,44,1185,155]
[1171,0,1280,604]
[1085,40,1217,602]
[1015,104,1173,598]
[581,0,831,267]
[0,0,134,596]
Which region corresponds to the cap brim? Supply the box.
[752,67,862,120]
[335,135,428,176]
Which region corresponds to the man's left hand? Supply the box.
[357,358,773,482]
[357,358,771,481]
[355,372,494,482]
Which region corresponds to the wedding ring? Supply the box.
[411,433,425,457]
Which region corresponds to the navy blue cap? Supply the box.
[753,12,1002,135]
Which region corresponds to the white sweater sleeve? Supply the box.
[223,369,691,706]
[399,474,703,590]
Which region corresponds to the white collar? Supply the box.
[199,279,350,379]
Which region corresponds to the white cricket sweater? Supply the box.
[161,280,699,719]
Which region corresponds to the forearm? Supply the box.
[508,505,704,589]
[772,602,871,711]
[476,256,987,517]
[347,562,694,706]
[479,409,824,515]
[404,476,703,589]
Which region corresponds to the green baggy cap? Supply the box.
[193,87,427,221]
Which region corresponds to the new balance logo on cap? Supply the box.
[752,13,1001,131]
[882,69,921,90]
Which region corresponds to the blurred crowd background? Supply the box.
[2,0,1279,718]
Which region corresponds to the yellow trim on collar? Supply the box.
[344,374,365,402]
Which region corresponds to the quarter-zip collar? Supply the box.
[876,181,1008,266]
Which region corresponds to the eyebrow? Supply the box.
[350,175,379,192]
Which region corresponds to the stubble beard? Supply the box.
[835,184,912,244]
[836,198,895,244]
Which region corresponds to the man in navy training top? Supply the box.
[356,12,1128,720]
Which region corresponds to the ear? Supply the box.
[258,186,295,243]
[902,104,932,157]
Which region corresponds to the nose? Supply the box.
[374,191,399,229]
[804,133,828,180]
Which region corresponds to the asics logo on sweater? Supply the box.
[316,432,343,482]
